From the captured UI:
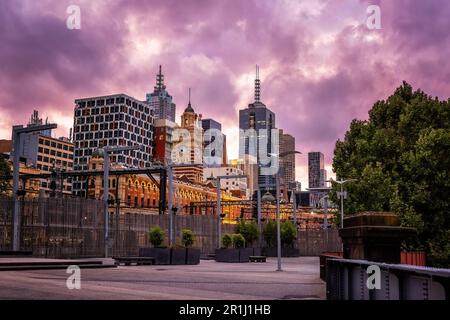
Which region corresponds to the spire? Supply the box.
[184,87,195,113]
[254,65,261,103]
[155,65,166,92]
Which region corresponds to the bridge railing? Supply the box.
[326,258,450,300]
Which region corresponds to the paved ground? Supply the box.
[0,257,325,300]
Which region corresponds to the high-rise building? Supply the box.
[279,130,296,186]
[11,110,74,195]
[239,65,276,189]
[146,65,176,122]
[72,94,154,196]
[172,89,204,184]
[201,118,227,166]
[308,152,325,188]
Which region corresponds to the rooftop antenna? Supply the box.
[254,65,261,103]
[189,87,191,104]
[155,65,165,92]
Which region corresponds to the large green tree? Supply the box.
[332,82,450,267]
[0,156,11,195]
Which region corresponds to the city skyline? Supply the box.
[1,1,450,189]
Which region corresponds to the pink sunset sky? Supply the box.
[1,0,449,188]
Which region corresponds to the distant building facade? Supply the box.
[308,152,325,188]
[203,166,247,196]
[11,110,74,195]
[201,118,227,166]
[153,119,178,165]
[172,91,204,184]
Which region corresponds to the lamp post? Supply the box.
[103,144,143,258]
[11,123,57,251]
[208,174,247,248]
[326,178,357,229]
[270,151,301,272]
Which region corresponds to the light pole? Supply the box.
[326,178,357,229]
[11,123,57,251]
[208,174,247,248]
[103,144,142,258]
[271,151,301,272]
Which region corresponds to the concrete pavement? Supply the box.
[0,257,325,300]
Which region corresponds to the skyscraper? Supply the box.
[308,152,325,188]
[279,130,295,186]
[72,94,154,196]
[239,65,276,189]
[146,65,176,122]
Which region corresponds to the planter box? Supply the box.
[170,248,187,265]
[139,247,171,265]
[263,247,300,257]
[215,248,240,263]
[239,248,254,262]
[215,248,253,263]
[252,247,262,256]
[186,248,201,265]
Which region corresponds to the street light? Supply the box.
[270,150,301,272]
[11,123,57,251]
[103,144,143,258]
[326,178,357,229]
[207,174,247,248]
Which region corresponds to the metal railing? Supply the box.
[326,258,450,300]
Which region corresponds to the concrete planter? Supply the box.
[170,248,187,265]
[252,247,262,256]
[215,248,252,263]
[139,247,171,265]
[215,248,240,262]
[263,247,300,257]
[186,248,201,265]
[239,248,254,262]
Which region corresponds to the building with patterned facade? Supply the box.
[72,93,154,196]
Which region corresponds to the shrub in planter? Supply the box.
[148,226,165,247]
[236,222,258,247]
[139,225,170,264]
[182,229,195,247]
[232,233,245,248]
[216,233,241,263]
[221,233,232,249]
[182,228,200,265]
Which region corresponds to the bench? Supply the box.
[249,255,266,263]
[113,257,155,266]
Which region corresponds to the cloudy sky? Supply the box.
[1,0,449,188]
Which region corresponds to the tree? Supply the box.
[332,81,450,266]
[0,156,10,195]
